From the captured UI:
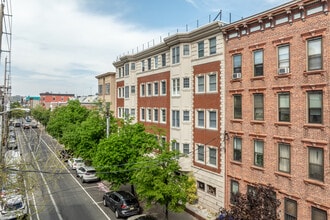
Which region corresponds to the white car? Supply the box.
[68,158,84,170]
[0,194,28,220]
[76,166,99,183]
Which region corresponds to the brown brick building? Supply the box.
[223,0,329,219]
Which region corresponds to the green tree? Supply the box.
[92,121,160,188]
[218,184,280,220]
[10,109,25,119]
[31,104,50,127]
[131,149,193,220]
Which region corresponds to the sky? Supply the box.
[3,0,290,96]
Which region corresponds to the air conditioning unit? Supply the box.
[278,67,290,74]
[232,72,242,79]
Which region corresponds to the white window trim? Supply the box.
[140,83,145,97]
[147,108,152,122]
[207,109,218,130]
[153,108,159,122]
[140,108,145,121]
[172,78,180,97]
[207,72,217,93]
[160,80,167,96]
[171,109,180,128]
[196,143,205,164]
[196,109,205,128]
[153,81,159,96]
[160,108,166,124]
[207,146,217,167]
[183,110,190,122]
[147,83,152,97]
[196,74,205,93]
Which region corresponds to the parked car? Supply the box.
[0,194,28,220]
[22,122,30,129]
[103,191,141,218]
[127,214,157,220]
[68,158,84,170]
[30,121,38,128]
[76,166,99,183]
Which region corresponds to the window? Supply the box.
[154,109,158,122]
[147,109,152,121]
[105,83,110,95]
[161,53,166,66]
[154,82,159,95]
[197,110,204,127]
[278,93,290,122]
[209,148,217,165]
[254,50,264,76]
[183,77,190,88]
[198,41,204,58]
[278,143,290,173]
[140,108,145,121]
[208,74,216,92]
[131,85,136,94]
[131,62,135,70]
[161,81,166,95]
[124,108,129,118]
[183,144,189,155]
[233,95,242,119]
[230,180,239,204]
[141,60,145,72]
[172,141,179,152]
[254,140,264,167]
[309,147,324,181]
[197,181,205,191]
[172,46,180,64]
[154,56,158,69]
[209,37,216,55]
[130,108,135,118]
[254,93,264,120]
[147,83,152,96]
[140,84,145,97]
[207,185,216,196]
[172,78,180,96]
[118,68,122,78]
[278,44,290,73]
[308,91,322,124]
[172,110,180,128]
[233,54,242,74]
[147,58,151,70]
[307,37,322,71]
[183,44,190,55]
[118,108,122,118]
[161,109,166,123]
[233,137,242,162]
[208,111,217,129]
[197,75,205,93]
[118,87,122,98]
[284,198,297,220]
[311,207,327,220]
[124,86,129,98]
[183,110,190,122]
[124,63,129,76]
[197,144,204,162]
[98,85,103,95]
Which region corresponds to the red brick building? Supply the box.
[40,92,75,110]
[223,0,329,219]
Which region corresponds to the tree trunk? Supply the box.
[165,203,169,220]
[131,184,135,196]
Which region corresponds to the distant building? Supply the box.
[95,72,116,114]
[25,96,40,108]
[40,92,75,110]
[76,95,99,110]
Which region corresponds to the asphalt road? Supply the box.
[17,126,116,220]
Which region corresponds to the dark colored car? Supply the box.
[103,191,141,218]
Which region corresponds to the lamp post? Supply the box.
[106,106,110,138]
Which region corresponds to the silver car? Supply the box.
[68,158,84,170]
[76,166,99,183]
[0,194,28,220]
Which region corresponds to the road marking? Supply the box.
[84,185,100,190]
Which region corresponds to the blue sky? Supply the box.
[7,0,289,96]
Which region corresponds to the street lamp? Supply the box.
[106,106,110,138]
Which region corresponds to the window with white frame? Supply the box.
[124,63,129,76]
[161,109,166,123]
[209,37,216,55]
[198,41,204,58]
[140,108,145,121]
[183,144,189,155]
[208,110,217,129]
[141,60,145,72]
[105,83,110,95]
[147,83,152,96]
[233,54,242,74]
[131,85,136,94]
[309,147,324,181]
[147,109,152,121]
[118,108,122,118]
[131,62,135,70]
[183,77,190,88]
[172,46,180,64]
[154,82,159,96]
[154,55,158,69]
[183,44,190,56]
[172,110,180,128]
[183,110,190,122]
[124,108,129,118]
[197,75,205,93]
[208,73,216,92]
[207,185,216,196]
[147,58,151,70]
[253,49,264,76]
[172,78,180,96]
[140,84,145,97]
[307,37,322,71]
[118,87,122,98]
[197,144,205,162]
[278,44,290,73]
[98,85,103,95]
[208,147,217,165]
[171,141,179,152]
[197,110,205,128]
[153,109,159,122]
[161,53,166,67]
[130,108,135,118]
[124,86,129,98]
[278,143,290,173]
[161,80,166,95]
